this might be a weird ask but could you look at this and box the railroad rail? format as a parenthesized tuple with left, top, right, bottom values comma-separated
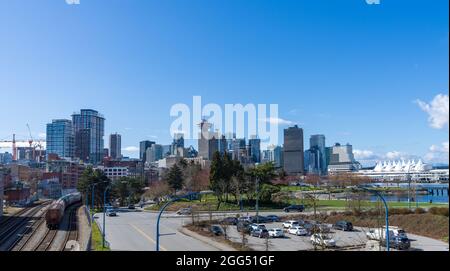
(34, 228, 58, 251)
(0, 203, 50, 250)
(10, 214, 46, 251)
(62, 205, 80, 251)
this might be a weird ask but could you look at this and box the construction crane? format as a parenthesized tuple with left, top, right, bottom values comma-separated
(26, 124, 36, 159)
(0, 133, 46, 161)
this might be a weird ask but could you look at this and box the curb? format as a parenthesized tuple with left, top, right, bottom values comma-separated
(179, 227, 237, 251)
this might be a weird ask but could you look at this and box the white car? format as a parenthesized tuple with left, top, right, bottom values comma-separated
(288, 226, 308, 236)
(366, 227, 407, 241)
(248, 224, 266, 232)
(310, 234, 336, 248)
(282, 220, 300, 229)
(268, 228, 285, 238)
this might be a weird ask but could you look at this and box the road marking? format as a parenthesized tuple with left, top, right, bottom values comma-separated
(130, 224, 168, 251)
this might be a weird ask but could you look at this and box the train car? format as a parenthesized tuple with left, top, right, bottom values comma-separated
(45, 192, 82, 229)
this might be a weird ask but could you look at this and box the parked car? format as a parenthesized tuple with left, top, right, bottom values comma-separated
(251, 228, 269, 238)
(332, 221, 353, 231)
(366, 227, 408, 241)
(268, 228, 285, 238)
(106, 208, 117, 217)
(310, 234, 336, 248)
(176, 208, 192, 215)
(288, 226, 308, 236)
(303, 221, 330, 234)
(282, 220, 300, 229)
(251, 215, 269, 223)
(266, 215, 281, 222)
(381, 236, 411, 250)
(128, 204, 135, 210)
(283, 205, 305, 213)
(221, 217, 238, 225)
(237, 221, 251, 233)
(238, 216, 253, 223)
(248, 224, 266, 232)
(210, 225, 225, 236)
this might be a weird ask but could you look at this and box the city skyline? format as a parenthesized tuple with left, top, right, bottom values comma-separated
(0, 0, 448, 165)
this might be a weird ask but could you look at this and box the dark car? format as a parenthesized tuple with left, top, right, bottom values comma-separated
(283, 205, 305, 213)
(332, 221, 353, 231)
(266, 215, 281, 222)
(210, 225, 225, 236)
(237, 221, 251, 233)
(128, 204, 136, 210)
(251, 215, 269, 223)
(251, 228, 269, 238)
(303, 221, 330, 234)
(221, 217, 238, 225)
(381, 236, 411, 250)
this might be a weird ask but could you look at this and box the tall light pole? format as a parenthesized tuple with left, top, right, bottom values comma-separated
(356, 186, 390, 252)
(156, 191, 212, 251)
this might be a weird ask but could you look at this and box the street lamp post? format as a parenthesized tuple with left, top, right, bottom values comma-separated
(357, 186, 390, 252)
(103, 185, 112, 248)
(156, 192, 211, 251)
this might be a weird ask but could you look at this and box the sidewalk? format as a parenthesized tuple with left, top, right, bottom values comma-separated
(179, 227, 237, 251)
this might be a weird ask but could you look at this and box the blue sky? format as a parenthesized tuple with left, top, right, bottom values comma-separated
(0, 0, 448, 165)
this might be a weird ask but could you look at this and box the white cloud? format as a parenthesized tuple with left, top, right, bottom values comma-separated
(38, 133, 46, 139)
(425, 141, 449, 163)
(122, 146, 139, 152)
(354, 149, 378, 160)
(259, 117, 295, 126)
(416, 94, 449, 129)
(385, 151, 403, 160)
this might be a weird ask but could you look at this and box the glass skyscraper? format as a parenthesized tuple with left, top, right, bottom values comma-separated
(72, 109, 105, 164)
(309, 134, 327, 175)
(46, 119, 75, 159)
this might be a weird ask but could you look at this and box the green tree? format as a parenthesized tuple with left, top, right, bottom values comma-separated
(167, 164, 184, 193)
(77, 167, 111, 209)
(259, 184, 281, 202)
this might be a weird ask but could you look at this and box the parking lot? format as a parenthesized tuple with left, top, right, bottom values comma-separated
(221, 219, 449, 251)
(225, 221, 369, 251)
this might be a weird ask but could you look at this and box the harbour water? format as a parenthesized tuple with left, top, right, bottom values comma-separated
(368, 183, 449, 204)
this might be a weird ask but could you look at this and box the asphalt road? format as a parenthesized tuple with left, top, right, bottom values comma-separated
(95, 209, 220, 251)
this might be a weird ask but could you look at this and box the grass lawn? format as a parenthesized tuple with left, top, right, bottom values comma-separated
(145, 193, 448, 213)
(91, 222, 111, 251)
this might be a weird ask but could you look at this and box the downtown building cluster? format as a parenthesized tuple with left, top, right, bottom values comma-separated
(1, 110, 448, 207)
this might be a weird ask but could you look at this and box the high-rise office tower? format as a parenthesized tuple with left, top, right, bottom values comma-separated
(218, 135, 228, 154)
(326, 143, 361, 174)
(198, 120, 218, 160)
(248, 136, 261, 163)
(283, 125, 304, 175)
(266, 145, 283, 168)
(140, 140, 155, 163)
(109, 133, 122, 159)
(231, 138, 246, 161)
(72, 109, 105, 164)
(308, 134, 327, 175)
(146, 144, 163, 163)
(172, 133, 185, 157)
(46, 119, 74, 159)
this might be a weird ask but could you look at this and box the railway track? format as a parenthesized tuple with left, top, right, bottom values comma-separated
(11, 217, 46, 251)
(62, 205, 80, 251)
(0, 207, 32, 228)
(0, 203, 50, 250)
(34, 228, 58, 251)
